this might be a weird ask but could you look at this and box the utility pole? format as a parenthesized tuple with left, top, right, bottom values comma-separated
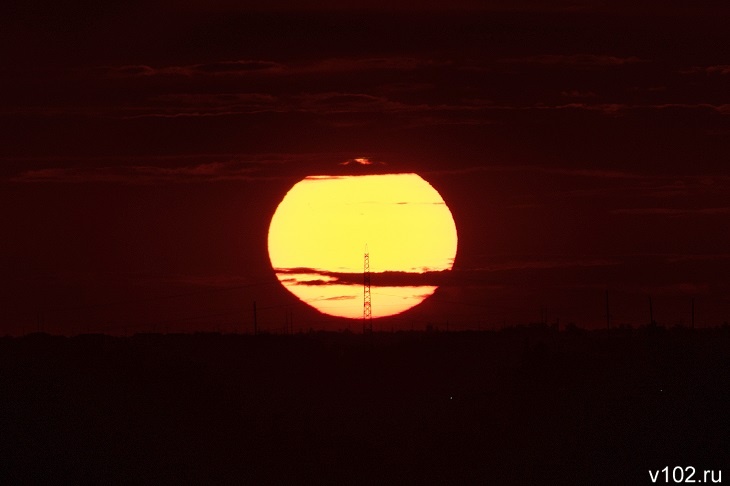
(605, 290, 610, 330)
(253, 301, 258, 335)
(691, 298, 695, 330)
(649, 296, 654, 326)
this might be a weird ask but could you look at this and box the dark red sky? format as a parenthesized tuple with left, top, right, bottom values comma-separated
(2, 1, 730, 334)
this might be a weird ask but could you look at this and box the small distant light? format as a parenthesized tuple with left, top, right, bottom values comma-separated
(450, 396, 453, 400)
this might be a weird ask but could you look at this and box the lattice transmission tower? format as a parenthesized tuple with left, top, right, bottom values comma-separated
(363, 245, 372, 333)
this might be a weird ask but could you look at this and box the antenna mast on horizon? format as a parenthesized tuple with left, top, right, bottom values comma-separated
(363, 245, 372, 333)
(649, 296, 655, 326)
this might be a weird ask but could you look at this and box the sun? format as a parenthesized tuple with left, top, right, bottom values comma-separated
(267, 173, 457, 319)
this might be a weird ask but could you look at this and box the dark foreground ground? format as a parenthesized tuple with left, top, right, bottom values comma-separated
(1, 327, 728, 485)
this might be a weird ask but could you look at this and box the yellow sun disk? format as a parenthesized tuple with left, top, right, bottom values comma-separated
(268, 173, 457, 318)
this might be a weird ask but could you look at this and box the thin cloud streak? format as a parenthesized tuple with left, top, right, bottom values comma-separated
(101, 60, 285, 78)
(10, 99, 729, 120)
(501, 54, 647, 67)
(7, 153, 333, 184)
(460, 258, 621, 272)
(488, 102, 730, 116)
(428, 164, 646, 180)
(663, 253, 730, 263)
(10, 51, 730, 124)
(147, 274, 276, 288)
(11, 164, 253, 184)
(276, 258, 620, 288)
(275, 268, 454, 287)
(610, 207, 730, 216)
(683, 64, 730, 75)
(112, 92, 490, 120)
(99, 57, 442, 79)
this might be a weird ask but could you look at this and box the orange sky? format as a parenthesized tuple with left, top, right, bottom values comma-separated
(2, 4, 730, 333)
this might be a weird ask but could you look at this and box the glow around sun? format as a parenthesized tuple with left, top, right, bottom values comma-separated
(267, 173, 458, 319)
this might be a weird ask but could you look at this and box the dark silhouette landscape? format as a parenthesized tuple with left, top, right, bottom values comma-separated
(2, 326, 727, 484)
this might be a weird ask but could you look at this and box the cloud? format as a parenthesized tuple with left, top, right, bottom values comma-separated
(275, 259, 622, 288)
(109, 65, 158, 76)
(103, 60, 285, 78)
(194, 60, 284, 74)
(650, 103, 730, 115)
(100, 57, 436, 80)
(321, 295, 357, 301)
(11, 163, 254, 184)
(540, 102, 627, 115)
(152, 92, 278, 107)
(610, 207, 730, 216)
(304, 57, 442, 73)
(0, 92, 283, 120)
(427, 166, 730, 207)
(7, 153, 330, 184)
(48, 54, 730, 123)
(144, 274, 279, 288)
(664, 253, 730, 263)
(428, 164, 645, 180)
(462, 102, 730, 117)
(536, 166, 644, 179)
(339, 157, 388, 166)
(104, 90, 464, 120)
(502, 54, 646, 68)
(275, 268, 454, 287)
(463, 258, 621, 273)
(683, 64, 730, 75)
(561, 90, 597, 98)
(704, 65, 730, 75)
(296, 92, 426, 115)
(118, 93, 281, 119)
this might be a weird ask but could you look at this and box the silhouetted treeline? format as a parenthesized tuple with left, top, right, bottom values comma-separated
(1, 327, 728, 485)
